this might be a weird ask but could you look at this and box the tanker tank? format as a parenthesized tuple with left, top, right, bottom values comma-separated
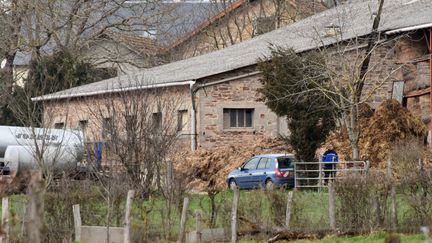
(0, 126, 84, 176)
(5, 145, 83, 177)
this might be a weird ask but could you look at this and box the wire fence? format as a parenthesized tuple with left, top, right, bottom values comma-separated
(1, 166, 432, 242)
(294, 160, 369, 189)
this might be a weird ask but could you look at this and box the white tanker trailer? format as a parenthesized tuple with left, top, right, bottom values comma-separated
(0, 126, 84, 177)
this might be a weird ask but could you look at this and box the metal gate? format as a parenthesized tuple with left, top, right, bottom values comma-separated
(293, 161, 370, 189)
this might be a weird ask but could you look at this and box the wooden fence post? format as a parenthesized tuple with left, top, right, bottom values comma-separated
(195, 210, 202, 243)
(73, 204, 82, 242)
(27, 171, 43, 243)
(1, 197, 9, 243)
(285, 191, 294, 230)
(124, 190, 135, 243)
(419, 158, 424, 172)
(420, 226, 430, 243)
(391, 186, 398, 230)
(365, 160, 370, 174)
(387, 159, 398, 230)
(328, 181, 336, 231)
(231, 188, 240, 242)
(177, 197, 190, 243)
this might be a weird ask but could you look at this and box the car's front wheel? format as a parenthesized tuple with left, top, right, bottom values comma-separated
(228, 179, 238, 190)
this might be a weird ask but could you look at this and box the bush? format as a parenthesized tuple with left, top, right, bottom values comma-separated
(43, 179, 103, 242)
(334, 172, 391, 232)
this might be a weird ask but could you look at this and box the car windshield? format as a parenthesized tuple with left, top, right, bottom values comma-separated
(243, 157, 260, 170)
(277, 157, 293, 169)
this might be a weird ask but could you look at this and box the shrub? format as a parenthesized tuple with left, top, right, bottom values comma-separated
(334, 172, 391, 232)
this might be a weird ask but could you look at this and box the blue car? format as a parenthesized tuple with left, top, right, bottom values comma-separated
(226, 154, 295, 190)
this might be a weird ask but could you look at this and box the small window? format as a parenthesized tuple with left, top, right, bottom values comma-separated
(102, 117, 112, 139)
(125, 115, 137, 138)
(125, 115, 137, 128)
(177, 110, 188, 132)
(223, 108, 254, 129)
(257, 158, 269, 169)
(243, 157, 260, 170)
(79, 120, 88, 131)
(54, 122, 65, 129)
(152, 112, 162, 131)
(277, 157, 293, 169)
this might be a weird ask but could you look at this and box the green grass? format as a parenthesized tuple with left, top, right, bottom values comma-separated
(235, 232, 424, 242)
(1, 189, 427, 241)
(294, 232, 424, 242)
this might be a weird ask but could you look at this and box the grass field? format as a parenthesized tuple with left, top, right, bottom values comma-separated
(236, 232, 424, 242)
(2, 188, 427, 241)
(294, 232, 424, 243)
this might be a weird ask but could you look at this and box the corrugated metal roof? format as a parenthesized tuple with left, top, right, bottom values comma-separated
(35, 0, 432, 101)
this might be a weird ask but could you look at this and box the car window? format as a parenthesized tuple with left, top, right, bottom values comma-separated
(243, 157, 260, 170)
(257, 158, 268, 169)
(265, 159, 271, 169)
(277, 157, 293, 169)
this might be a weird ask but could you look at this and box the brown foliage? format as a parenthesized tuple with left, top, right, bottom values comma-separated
(363, 100, 427, 166)
(325, 100, 427, 167)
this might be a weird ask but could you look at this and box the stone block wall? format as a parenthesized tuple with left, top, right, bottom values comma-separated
(42, 32, 431, 154)
(195, 72, 288, 149)
(167, 0, 327, 62)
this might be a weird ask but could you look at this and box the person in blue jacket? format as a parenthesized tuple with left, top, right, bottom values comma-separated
(322, 144, 338, 184)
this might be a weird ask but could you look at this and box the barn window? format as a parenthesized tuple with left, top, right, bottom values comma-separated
(177, 110, 188, 132)
(223, 108, 254, 129)
(79, 120, 88, 132)
(102, 117, 112, 140)
(54, 122, 65, 129)
(152, 112, 162, 132)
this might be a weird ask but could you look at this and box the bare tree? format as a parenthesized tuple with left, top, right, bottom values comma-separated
(82, 78, 186, 197)
(170, 0, 326, 60)
(0, 0, 173, 106)
(311, 0, 390, 160)
(73, 78, 189, 240)
(263, 0, 397, 160)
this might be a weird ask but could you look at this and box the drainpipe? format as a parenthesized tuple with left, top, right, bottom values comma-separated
(188, 71, 261, 151)
(189, 81, 197, 151)
(429, 28, 432, 146)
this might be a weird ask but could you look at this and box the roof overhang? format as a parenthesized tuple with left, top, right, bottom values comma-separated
(32, 80, 195, 102)
(385, 22, 432, 35)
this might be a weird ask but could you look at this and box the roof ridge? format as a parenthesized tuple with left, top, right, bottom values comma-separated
(34, 0, 432, 101)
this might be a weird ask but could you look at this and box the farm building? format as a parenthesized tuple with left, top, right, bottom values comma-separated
(164, 0, 327, 61)
(34, 0, 432, 157)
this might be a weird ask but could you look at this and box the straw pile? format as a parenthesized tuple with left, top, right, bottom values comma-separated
(174, 138, 290, 191)
(324, 100, 427, 168)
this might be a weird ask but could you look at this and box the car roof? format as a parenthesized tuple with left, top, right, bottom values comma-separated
(254, 153, 295, 158)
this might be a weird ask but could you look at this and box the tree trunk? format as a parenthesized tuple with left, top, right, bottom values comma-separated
(348, 103, 360, 161)
(346, 0, 385, 161)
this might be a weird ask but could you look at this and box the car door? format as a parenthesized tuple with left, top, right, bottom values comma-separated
(237, 157, 260, 189)
(277, 156, 295, 186)
(255, 157, 270, 188)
